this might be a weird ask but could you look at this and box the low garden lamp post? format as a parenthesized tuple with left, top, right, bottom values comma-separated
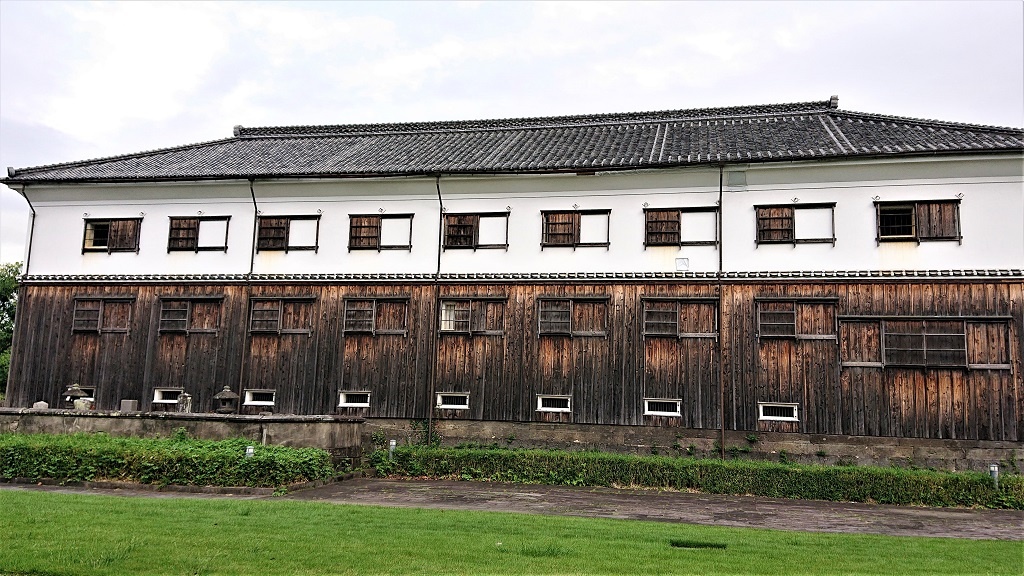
(62, 383, 88, 410)
(213, 386, 240, 414)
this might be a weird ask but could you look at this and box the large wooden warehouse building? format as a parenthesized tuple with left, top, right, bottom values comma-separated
(3, 97, 1023, 462)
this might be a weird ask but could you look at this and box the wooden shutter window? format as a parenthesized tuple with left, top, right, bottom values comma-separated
(755, 206, 794, 243)
(444, 215, 477, 248)
(159, 300, 190, 332)
(916, 201, 960, 240)
(758, 301, 797, 337)
(249, 300, 282, 332)
(643, 300, 679, 336)
(644, 209, 681, 246)
(343, 299, 375, 333)
(108, 219, 141, 252)
(73, 299, 102, 332)
(348, 216, 381, 250)
(542, 212, 578, 246)
(538, 299, 571, 334)
(257, 217, 289, 251)
(882, 320, 967, 367)
(167, 218, 199, 251)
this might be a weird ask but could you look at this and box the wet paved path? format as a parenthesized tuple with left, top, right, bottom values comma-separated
(4, 478, 1022, 540)
(285, 478, 1024, 540)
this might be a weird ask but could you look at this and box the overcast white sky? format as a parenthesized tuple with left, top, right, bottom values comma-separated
(1, 0, 1022, 265)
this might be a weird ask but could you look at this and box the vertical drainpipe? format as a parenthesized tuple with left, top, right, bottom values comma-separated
(14, 184, 35, 276)
(718, 165, 726, 460)
(235, 178, 259, 411)
(426, 174, 444, 442)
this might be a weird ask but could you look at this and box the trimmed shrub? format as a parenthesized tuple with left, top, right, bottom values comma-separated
(371, 446, 1024, 509)
(0, 431, 335, 488)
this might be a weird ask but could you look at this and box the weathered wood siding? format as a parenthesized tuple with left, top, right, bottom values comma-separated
(6, 279, 1022, 441)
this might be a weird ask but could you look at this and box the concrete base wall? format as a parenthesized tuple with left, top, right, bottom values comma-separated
(0, 408, 365, 459)
(366, 418, 1024, 473)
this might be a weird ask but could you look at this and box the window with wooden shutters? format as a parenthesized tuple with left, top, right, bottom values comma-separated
(757, 301, 796, 337)
(756, 206, 794, 243)
(82, 218, 142, 253)
(439, 299, 504, 335)
(644, 207, 718, 247)
(348, 214, 413, 251)
(882, 320, 967, 367)
(755, 203, 835, 245)
(840, 316, 1010, 371)
(343, 298, 409, 336)
(443, 213, 509, 250)
(644, 209, 681, 246)
(72, 298, 134, 333)
(159, 298, 222, 334)
(256, 216, 320, 252)
(642, 299, 718, 339)
(757, 299, 837, 340)
(876, 200, 960, 243)
(541, 210, 610, 248)
(168, 216, 230, 252)
(538, 298, 607, 337)
(248, 298, 313, 334)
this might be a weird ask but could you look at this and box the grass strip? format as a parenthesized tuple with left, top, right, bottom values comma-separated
(372, 446, 1024, 509)
(0, 431, 334, 488)
(0, 489, 1020, 575)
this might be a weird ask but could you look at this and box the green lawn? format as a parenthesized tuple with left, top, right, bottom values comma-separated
(0, 489, 1019, 576)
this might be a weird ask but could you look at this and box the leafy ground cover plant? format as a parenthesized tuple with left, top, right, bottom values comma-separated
(0, 430, 334, 487)
(371, 446, 1024, 509)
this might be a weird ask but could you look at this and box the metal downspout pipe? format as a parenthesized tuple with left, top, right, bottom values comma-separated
(426, 175, 444, 443)
(718, 165, 726, 460)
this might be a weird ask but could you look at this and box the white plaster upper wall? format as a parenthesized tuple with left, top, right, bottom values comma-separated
(23, 182, 255, 276)
(722, 156, 1024, 271)
(438, 169, 721, 274)
(251, 178, 439, 275)
(19, 154, 1024, 276)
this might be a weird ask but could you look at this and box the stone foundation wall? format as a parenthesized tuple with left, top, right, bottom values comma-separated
(0, 408, 365, 460)
(2, 409, 1019, 473)
(366, 418, 1024, 473)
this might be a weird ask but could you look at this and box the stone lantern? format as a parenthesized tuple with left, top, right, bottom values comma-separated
(213, 386, 239, 414)
(62, 384, 89, 410)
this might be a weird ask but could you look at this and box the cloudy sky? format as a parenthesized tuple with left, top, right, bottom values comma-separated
(1, 0, 1022, 265)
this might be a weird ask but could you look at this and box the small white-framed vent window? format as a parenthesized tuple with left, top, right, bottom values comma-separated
(758, 402, 799, 422)
(152, 388, 184, 404)
(644, 398, 682, 416)
(339, 391, 371, 408)
(536, 395, 571, 413)
(244, 389, 276, 406)
(436, 393, 470, 409)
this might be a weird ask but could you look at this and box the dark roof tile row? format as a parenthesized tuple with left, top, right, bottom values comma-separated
(5, 98, 1021, 184)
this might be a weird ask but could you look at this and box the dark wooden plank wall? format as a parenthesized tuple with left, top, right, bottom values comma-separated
(5, 279, 1022, 441)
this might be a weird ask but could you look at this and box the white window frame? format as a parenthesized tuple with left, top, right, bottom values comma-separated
(152, 388, 184, 404)
(536, 395, 572, 413)
(643, 398, 682, 416)
(338, 391, 371, 408)
(757, 402, 799, 422)
(436, 393, 470, 409)
(244, 389, 276, 406)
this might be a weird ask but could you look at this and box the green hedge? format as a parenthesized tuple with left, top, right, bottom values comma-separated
(372, 447, 1024, 509)
(0, 431, 335, 488)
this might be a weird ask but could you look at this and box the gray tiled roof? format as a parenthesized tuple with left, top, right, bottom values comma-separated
(5, 98, 1022, 184)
